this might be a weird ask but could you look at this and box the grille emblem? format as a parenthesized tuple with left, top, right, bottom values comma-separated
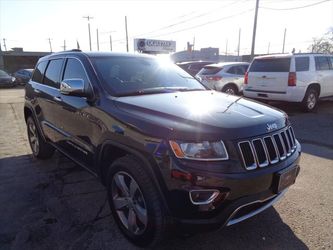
(267, 123, 278, 132)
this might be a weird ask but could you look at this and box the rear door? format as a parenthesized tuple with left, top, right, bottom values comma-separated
(315, 56, 332, 97)
(247, 57, 291, 93)
(31, 59, 64, 142)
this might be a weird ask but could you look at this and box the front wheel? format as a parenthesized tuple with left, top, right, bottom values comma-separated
(107, 156, 169, 247)
(301, 88, 319, 112)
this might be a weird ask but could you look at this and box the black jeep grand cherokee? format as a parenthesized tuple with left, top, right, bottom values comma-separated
(25, 51, 301, 247)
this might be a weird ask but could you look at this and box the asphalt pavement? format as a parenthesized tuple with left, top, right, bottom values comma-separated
(0, 88, 332, 250)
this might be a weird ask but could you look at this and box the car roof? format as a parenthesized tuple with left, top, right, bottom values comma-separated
(177, 61, 215, 65)
(204, 62, 249, 68)
(38, 51, 158, 63)
(254, 53, 330, 60)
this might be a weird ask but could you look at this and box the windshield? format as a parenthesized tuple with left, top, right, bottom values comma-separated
(0, 70, 10, 77)
(91, 56, 206, 96)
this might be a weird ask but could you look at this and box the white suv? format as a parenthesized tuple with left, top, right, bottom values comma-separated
(196, 62, 249, 95)
(243, 53, 333, 111)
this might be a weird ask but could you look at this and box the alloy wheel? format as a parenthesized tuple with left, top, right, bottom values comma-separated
(225, 88, 235, 95)
(28, 121, 39, 154)
(111, 171, 148, 235)
(307, 93, 316, 110)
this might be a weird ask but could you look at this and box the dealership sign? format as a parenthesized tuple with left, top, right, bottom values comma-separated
(134, 39, 176, 53)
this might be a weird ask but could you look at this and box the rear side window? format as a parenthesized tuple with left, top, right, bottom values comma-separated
(63, 58, 89, 84)
(200, 66, 222, 75)
(43, 59, 64, 88)
(315, 57, 330, 71)
(250, 58, 291, 72)
(295, 57, 309, 72)
(32, 61, 48, 83)
(329, 57, 333, 70)
(228, 65, 247, 75)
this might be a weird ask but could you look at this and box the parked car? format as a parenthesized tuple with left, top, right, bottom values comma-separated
(25, 50, 301, 247)
(13, 69, 33, 85)
(196, 62, 249, 95)
(243, 53, 333, 112)
(177, 61, 215, 76)
(0, 69, 16, 87)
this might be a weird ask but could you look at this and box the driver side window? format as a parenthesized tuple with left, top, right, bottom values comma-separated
(63, 58, 89, 85)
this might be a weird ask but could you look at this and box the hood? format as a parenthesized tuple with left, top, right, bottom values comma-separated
(114, 90, 288, 140)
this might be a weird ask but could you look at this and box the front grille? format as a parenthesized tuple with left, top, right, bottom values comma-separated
(238, 126, 297, 170)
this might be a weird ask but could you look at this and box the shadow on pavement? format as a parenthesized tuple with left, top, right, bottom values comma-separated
(160, 207, 308, 250)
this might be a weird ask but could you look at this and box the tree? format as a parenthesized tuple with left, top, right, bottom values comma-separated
(309, 28, 333, 53)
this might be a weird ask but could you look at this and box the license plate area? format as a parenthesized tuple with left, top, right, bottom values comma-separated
(272, 166, 299, 194)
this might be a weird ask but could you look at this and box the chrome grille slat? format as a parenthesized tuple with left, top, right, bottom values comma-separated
(238, 126, 297, 170)
(263, 136, 279, 164)
(238, 141, 257, 170)
(281, 131, 291, 156)
(252, 139, 269, 167)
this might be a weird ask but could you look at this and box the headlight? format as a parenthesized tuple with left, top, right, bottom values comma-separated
(169, 140, 228, 161)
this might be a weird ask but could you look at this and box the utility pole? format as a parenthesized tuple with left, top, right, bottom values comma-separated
(282, 28, 287, 53)
(61, 40, 66, 51)
(251, 0, 260, 59)
(96, 28, 100, 51)
(125, 16, 129, 52)
(83, 16, 93, 51)
(3, 38, 7, 51)
(109, 35, 113, 51)
(193, 36, 195, 51)
(267, 42, 270, 54)
(48, 38, 52, 52)
(237, 28, 241, 57)
(225, 39, 228, 56)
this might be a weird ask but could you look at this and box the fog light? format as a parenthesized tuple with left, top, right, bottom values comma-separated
(189, 190, 220, 205)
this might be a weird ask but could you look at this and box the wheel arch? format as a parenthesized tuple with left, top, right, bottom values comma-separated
(306, 83, 321, 96)
(97, 140, 171, 213)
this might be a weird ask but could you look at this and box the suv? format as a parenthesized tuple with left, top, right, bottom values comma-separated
(24, 51, 301, 247)
(243, 53, 333, 111)
(196, 62, 249, 95)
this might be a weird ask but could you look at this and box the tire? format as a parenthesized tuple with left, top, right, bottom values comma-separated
(222, 84, 238, 95)
(106, 155, 169, 247)
(301, 88, 319, 112)
(26, 116, 55, 159)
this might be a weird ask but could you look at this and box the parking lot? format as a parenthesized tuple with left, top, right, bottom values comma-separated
(0, 87, 332, 250)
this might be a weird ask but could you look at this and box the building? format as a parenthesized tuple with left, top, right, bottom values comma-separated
(0, 48, 50, 73)
(171, 47, 241, 63)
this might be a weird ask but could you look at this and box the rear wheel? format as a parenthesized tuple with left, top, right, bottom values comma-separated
(27, 116, 55, 159)
(107, 155, 169, 247)
(222, 84, 238, 95)
(302, 88, 319, 112)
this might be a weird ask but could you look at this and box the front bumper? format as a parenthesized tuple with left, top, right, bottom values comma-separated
(156, 141, 301, 231)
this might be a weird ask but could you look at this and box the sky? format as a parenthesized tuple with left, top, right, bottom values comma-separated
(0, 0, 332, 55)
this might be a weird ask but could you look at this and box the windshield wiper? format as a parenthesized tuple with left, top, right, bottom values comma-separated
(117, 87, 205, 97)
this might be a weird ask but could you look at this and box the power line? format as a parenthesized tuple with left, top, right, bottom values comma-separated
(260, 0, 331, 10)
(128, 0, 247, 39)
(112, 8, 253, 43)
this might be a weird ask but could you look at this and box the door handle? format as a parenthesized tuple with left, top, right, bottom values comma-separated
(53, 96, 62, 102)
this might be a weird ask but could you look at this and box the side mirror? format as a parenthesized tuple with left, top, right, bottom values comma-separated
(60, 79, 87, 97)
